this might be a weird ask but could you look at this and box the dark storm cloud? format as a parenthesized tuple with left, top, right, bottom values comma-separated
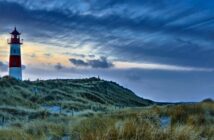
(69, 57, 114, 68)
(0, 0, 211, 60)
(0, 0, 213, 68)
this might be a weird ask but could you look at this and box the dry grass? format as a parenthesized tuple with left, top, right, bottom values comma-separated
(71, 102, 214, 140)
(0, 102, 213, 140)
(0, 129, 32, 140)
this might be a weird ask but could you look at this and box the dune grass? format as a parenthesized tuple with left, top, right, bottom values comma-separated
(0, 77, 152, 113)
(0, 102, 213, 140)
(71, 101, 214, 140)
(1, 77, 213, 139)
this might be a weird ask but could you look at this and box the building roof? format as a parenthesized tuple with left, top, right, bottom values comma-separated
(10, 27, 21, 35)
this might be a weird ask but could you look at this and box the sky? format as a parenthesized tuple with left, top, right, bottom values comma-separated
(0, 0, 214, 102)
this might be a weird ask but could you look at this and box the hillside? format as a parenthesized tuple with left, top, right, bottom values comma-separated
(0, 76, 152, 112)
(0, 76, 213, 140)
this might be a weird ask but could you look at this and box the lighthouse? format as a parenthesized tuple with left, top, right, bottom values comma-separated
(8, 27, 23, 80)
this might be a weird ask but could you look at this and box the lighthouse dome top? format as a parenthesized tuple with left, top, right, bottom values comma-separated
(10, 27, 21, 35)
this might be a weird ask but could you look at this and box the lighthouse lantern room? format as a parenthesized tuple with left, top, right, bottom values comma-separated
(8, 27, 23, 80)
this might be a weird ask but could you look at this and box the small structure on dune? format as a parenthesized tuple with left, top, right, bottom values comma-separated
(8, 27, 23, 80)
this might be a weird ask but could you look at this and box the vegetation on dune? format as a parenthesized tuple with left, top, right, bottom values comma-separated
(0, 102, 212, 140)
(0, 76, 152, 110)
(0, 76, 153, 124)
(72, 102, 214, 140)
(0, 76, 213, 139)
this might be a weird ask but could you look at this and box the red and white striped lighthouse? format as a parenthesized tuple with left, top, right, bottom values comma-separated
(8, 27, 23, 80)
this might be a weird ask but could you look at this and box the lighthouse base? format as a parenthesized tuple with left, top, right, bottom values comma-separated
(9, 67, 22, 80)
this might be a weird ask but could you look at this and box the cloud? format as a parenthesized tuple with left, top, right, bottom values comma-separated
(1, 0, 214, 70)
(0, 61, 8, 72)
(1, 1, 214, 71)
(0, 0, 213, 69)
(54, 63, 64, 70)
(62, 53, 86, 58)
(115, 61, 214, 72)
(88, 57, 114, 68)
(30, 53, 36, 58)
(69, 59, 88, 67)
(69, 57, 114, 68)
(23, 63, 214, 102)
(0, 62, 25, 71)
(22, 65, 26, 70)
(44, 53, 52, 57)
(1, 0, 214, 101)
(0, 0, 214, 66)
